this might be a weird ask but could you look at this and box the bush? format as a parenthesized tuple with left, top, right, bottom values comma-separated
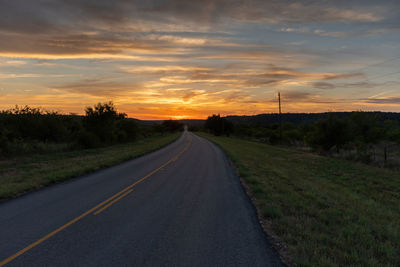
(84, 102, 126, 144)
(0, 132, 10, 154)
(307, 114, 350, 152)
(205, 114, 233, 136)
(76, 130, 100, 149)
(162, 120, 183, 132)
(117, 119, 138, 142)
(0, 102, 168, 156)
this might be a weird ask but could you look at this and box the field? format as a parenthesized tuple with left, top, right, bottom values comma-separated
(0, 133, 180, 201)
(197, 133, 400, 267)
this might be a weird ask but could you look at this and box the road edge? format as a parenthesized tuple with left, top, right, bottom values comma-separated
(194, 132, 294, 267)
(0, 132, 183, 204)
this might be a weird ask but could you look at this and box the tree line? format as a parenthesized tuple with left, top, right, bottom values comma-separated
(0, 102, 183, 156)
(203, 112, 400, 166)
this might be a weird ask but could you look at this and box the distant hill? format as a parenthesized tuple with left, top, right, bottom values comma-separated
(178, 119, 205, 126)
(136, 112, 400, 127)
(226, 112, 400, 126)
(135, 119, 163, 125)
(135, 119, 204, 126)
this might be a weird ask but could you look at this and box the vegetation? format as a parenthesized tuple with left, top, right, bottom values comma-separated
(0, 133, 180, 200)
(204, 114, 233, 136)
(197, 133, 400, 267)
(154, 119, 184, 134)
(0, 102, 183, 156)
(200, 112, 400, 167)
(0, 102, 183, 200)
(225, 112, 400, 126)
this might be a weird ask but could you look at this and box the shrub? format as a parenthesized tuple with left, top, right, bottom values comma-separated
(76, 130, 100, 149)
(205, 114, 233, 136)
(84, 102, 126, 144)
(162, 120, 183, 132)
(307, 114, 350, 152)
(117, 119, 138, 142)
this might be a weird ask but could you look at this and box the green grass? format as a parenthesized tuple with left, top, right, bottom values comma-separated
(0, 133, 180, 200)
(197, 132, 400, 267)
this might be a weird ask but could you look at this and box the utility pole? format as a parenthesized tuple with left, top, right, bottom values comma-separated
(278, 92, 282, 143)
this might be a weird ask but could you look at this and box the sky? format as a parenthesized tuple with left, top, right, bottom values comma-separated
(0, 0, 399, 119)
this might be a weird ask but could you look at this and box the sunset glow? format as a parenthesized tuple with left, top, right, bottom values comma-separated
(0, 0, 399, 119)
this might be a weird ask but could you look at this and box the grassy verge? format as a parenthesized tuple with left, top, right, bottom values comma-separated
(197, 132, 400, 267)
(0, 133, 180, 201)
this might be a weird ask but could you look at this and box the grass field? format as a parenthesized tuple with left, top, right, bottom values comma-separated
(197, 133, 400, 267)
(0, 133, 180, 201)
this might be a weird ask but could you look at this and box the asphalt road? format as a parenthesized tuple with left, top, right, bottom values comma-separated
(0, 131, 283, 266)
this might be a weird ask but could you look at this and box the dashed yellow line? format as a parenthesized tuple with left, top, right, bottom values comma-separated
(0, 135, 192, 266)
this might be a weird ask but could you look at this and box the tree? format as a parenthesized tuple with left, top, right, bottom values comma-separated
(84, 102, 126, 144)
(162, 120, 183, 132)
(384, 120, 400, 144)
(204, 114, 233, 136)
(349, 112, 382, 145)
(117, 119, 138, 142)
(307, 114, 350, 152)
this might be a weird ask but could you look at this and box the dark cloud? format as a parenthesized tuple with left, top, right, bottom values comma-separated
(0, 0, 395, 58)
(282, 91, 312, 100)
(362, 97, 400, 104)
(278, 91, 340, 104)
(145, 0, 386, 24)
(313, 82, 336, 89)
(314, 81, 384, 90)
(322, 73, 364, 80)
(181, 90, 205, 101)
(54, 78, 142, 97)
(1, 0, 391, 32)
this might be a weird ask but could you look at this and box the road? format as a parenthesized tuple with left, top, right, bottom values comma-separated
(0, 131, 283, 266)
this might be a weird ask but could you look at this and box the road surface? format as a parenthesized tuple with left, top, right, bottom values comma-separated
(0, 131, 283, 266)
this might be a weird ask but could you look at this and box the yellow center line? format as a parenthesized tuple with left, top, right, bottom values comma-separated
(0, 135, 192, 267)
(93, 189, 134, 215)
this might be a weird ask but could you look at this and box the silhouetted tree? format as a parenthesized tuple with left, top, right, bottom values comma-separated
(83, 102, 126, 144)
(307, 114, 350, 152)
(162, 120, 183, 132)
(349, 112, 382, 147)
(384, 120, 400, 144)
(205, 114, 233, 136)
(117, 119, 138, 142)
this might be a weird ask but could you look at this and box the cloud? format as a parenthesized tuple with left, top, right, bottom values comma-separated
(54, 78, 143, 97)
(0, 73, 42, 79)
(362, 96, 400, 104)
(121, 63, 367, 91)
(321, 73, 364, 80)
(121, 65, 212, 75)
(314, 80, 391, 90)
(278, 27, 351, 38)
(0, 0, 393, 59)
(313, 82, 336, 90)
(146, 0, 383, 24)
(146, 34, 207, 46)
(0, 59, 28, 67)
(281, 91, 313, 101)
(0, 31, 189, 59)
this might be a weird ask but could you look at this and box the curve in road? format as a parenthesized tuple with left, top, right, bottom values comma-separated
(0, 131, 283, 266)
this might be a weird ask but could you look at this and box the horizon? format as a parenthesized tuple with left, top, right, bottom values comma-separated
(4, 103, 400, 121)
(1, 0, 399, 120)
